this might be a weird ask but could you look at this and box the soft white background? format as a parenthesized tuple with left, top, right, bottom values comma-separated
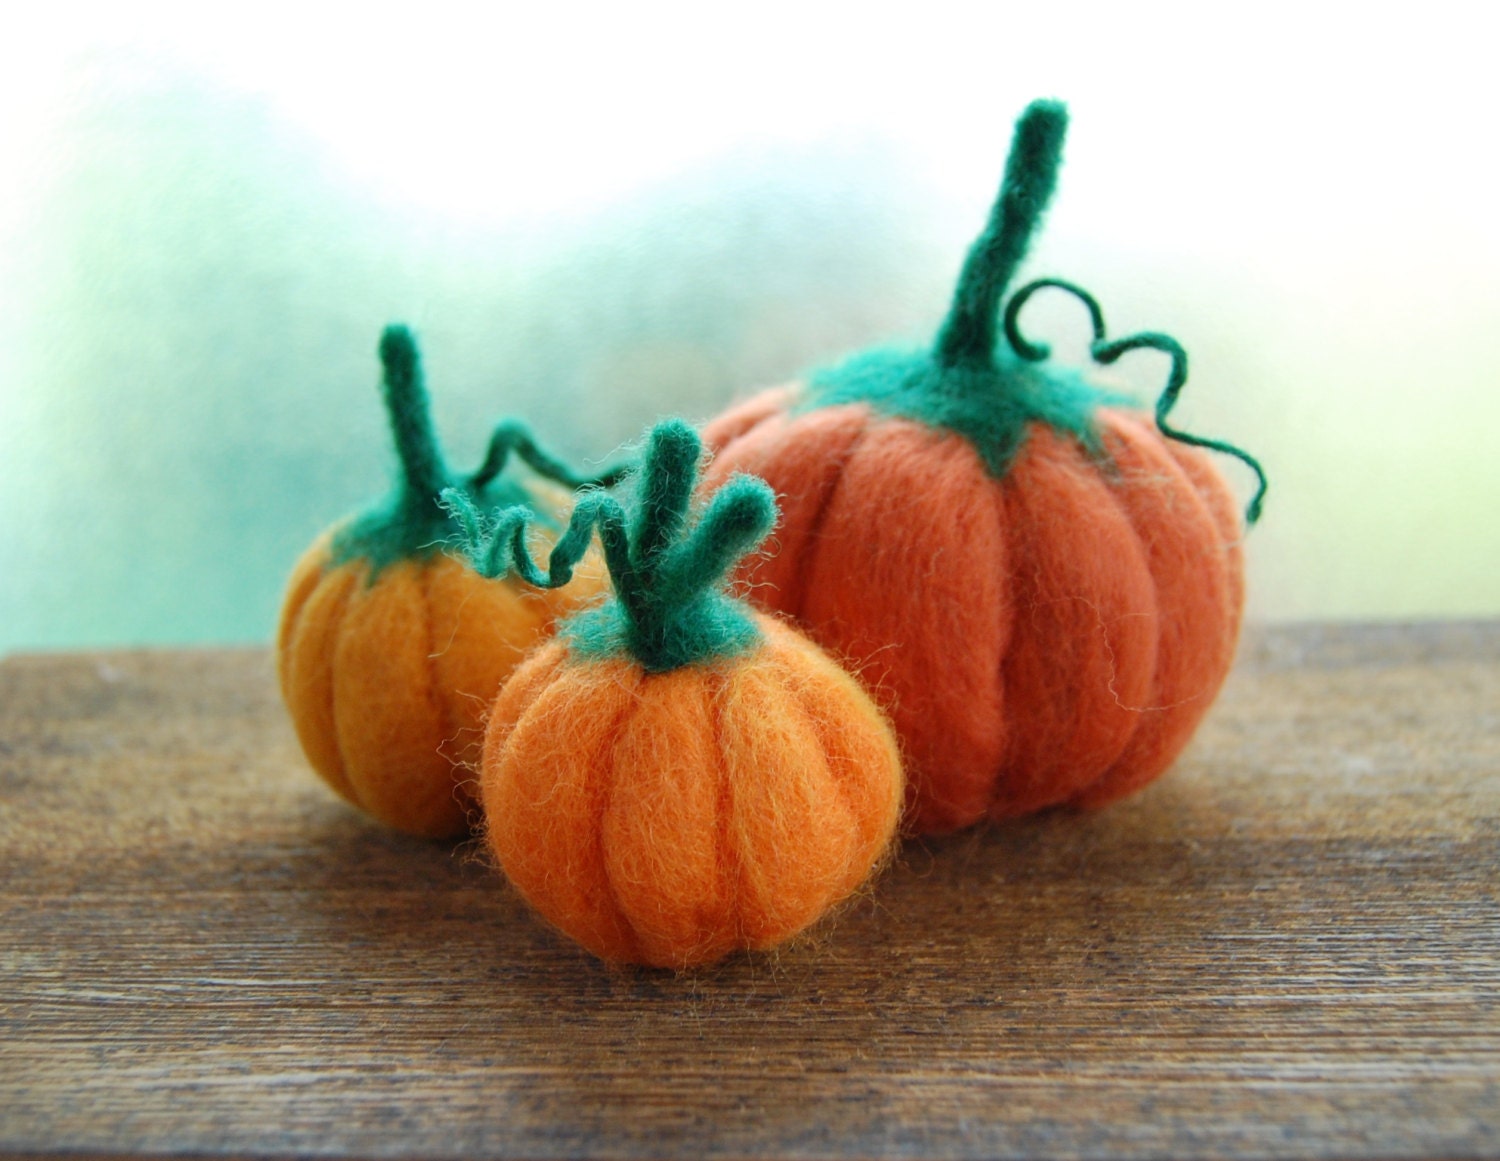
(2, 1, 1496, 651)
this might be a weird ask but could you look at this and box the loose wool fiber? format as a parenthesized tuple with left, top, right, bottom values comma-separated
(481, 615, 904, 969)
(701, 399, 1243, 834)
(278, 535, 606, 838)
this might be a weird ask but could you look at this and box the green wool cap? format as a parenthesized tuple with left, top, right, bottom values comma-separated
(330, 325, 633, 577)
(446, 419, 779, 673)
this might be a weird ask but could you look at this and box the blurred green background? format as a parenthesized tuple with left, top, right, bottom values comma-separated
(3, 4, 1497, 655)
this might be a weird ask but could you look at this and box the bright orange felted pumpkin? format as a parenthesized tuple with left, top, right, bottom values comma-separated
(699, 100, 1267, 835)
(448, 420, 903, 968)
(277, 325, 623, 838)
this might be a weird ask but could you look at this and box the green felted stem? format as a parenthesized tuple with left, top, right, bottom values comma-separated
(630, 422, 700, 582)
(799, 99, 1123, 477)
(331, 324, 627, 576)
(379, 325, 450, 504)
(935, 99, 1069, 371)
(445, 420, 778, 673)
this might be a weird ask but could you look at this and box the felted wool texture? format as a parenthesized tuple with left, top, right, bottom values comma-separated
(699, 395, 1245, 834)
(800, 342, 1125, 479)
(700, 384, 799, 450)
(451, 421, 777, 675)
(331, 326, 546, 576)
(276, 321, 627, 839)
(694, 98, 1259, 833)
(557, 466, 770, 671)
(705, 402, 872, 616)
(1067, 410, 1241, 810)
(277, 535, 607, 838)
(480, 615, 903, 970)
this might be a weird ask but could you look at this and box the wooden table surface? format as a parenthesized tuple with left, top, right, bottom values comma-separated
(2, 622, 1497, 1160)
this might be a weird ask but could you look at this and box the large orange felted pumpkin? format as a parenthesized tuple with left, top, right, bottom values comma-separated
(446, 420, 904, 968)
(277, 325, 624, 838)
(699, 99, 1267, 835)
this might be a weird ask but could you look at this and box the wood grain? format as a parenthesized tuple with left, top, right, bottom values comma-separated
(2, 623, 1497, 1159)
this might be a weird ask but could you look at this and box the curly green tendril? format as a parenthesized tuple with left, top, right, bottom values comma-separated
(443, 420, 778, 673)
(330, 325, 635, 575)
(1003, 279, 1268, 525)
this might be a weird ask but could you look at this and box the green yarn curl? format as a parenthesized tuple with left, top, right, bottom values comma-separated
(800, 98, 1267, 524)
(330, 325, 634, 577)
(1004, 279, 1268, 524)
(444, 419, 778, 673)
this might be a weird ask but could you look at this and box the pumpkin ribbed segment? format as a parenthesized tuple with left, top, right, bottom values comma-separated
(330, 559, 449, 832)
(991, 422, 1160, 818)
(603, 666, 733, 966)
(278, 543, 360, 805)
(484, 650, 648, 961)
(723, 403, 872, 616)
(795, 417, 1012, 834)
(1072, 411, 1241, 809)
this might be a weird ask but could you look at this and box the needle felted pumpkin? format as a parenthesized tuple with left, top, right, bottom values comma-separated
(276, 325, 625, 838)
(699, 99, 1268, 835)
(446, 419, 904, 969)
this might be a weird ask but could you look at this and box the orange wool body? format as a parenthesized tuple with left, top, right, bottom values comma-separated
(278, 535, 606, 838)
(701, 396, 1244, 835)
(481, 615, 904, 969)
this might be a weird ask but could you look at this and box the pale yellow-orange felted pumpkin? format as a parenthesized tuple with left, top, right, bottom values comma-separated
(277, 325, 622, 837)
